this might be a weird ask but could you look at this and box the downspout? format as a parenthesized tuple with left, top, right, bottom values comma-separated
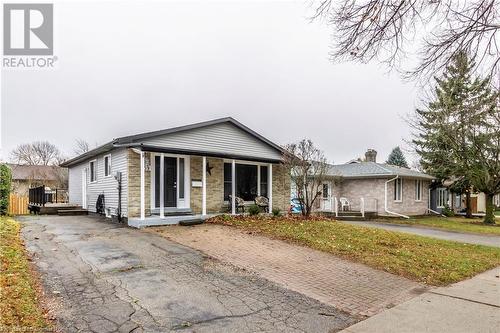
(385, 175, 410, 219)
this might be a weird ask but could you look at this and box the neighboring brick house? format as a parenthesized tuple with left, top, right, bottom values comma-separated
(60, 117, 290, 227)
(315, 150, 435, 217)
(7, 164, 68, 196)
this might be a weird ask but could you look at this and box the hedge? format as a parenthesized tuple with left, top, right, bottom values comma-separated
(0, 164, 12, 215)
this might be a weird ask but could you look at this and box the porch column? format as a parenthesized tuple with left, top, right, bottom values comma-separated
(257, 165, 261, 196)
(140, 151, 145, 220)
(231, 159, 236, 215)
(202, 156, 207, 216)
(159, 153, 164, 218)
(268, 163, 273, 212)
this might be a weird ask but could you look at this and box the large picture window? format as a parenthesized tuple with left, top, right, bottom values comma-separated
(260, 165, 268, 197)
(394, 178, 402, 201)
(224, 163, 259, 201)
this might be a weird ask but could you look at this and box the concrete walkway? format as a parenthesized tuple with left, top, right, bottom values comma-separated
(343, 221, 500, 247)
(151, 224, 427, 317)
(341, 267, 500, 333)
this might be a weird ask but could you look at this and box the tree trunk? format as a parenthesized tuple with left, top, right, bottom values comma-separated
(465, 191, 472, 218)
(483, 193, 495, 225)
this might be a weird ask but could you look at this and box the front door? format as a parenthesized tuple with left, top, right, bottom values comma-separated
(155, 156, 177, 208)
(322, 183, 332, 211)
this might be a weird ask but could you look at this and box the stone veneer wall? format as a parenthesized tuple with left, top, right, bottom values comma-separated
(127, 149, 151, 218)
(272, 164, 291, 213)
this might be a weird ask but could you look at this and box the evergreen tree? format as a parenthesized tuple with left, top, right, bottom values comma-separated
(413, 51, 499, 224)
(386, 147, 409, 168)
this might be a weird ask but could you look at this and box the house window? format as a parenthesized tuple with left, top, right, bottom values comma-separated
(260, 165, 268, 197)
(437, 188, 447, 208)
(178, 158, 185, 199)
(455, 194, 461, 208)
(89, 160, 97, 182)
(223, 163, 258, 201)
(104, 155, 111, 177)
(394, 178, 402, 201)
(322, 183, 329, 199)
(415, 180, 422, 201)
(224, 163, 232, 201)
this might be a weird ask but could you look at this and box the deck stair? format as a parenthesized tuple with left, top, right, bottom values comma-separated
(57, 209, 89, 216)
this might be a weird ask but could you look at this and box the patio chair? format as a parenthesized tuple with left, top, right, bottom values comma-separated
(229, 195, 245, 213)
(254, 196, 269, 213)
(339, 197, 350, 211)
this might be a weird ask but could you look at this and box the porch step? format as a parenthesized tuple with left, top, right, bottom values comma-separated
(58, 209, 88, 216)
(338, 211, 363, 217)
(179, 219, 204, 226)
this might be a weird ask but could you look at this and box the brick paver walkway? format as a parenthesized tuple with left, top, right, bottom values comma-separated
(151, 224, 428, 317)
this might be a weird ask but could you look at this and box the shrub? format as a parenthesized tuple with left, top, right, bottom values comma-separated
(0, 164, 12, 215)
(272, 208, 281, 217)
(442, 205, 455, 217)
(248, 204, 260, 216)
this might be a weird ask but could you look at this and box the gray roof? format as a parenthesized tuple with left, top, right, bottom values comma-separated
(326, 162, 434, 180)
(60, 117, 285, 167)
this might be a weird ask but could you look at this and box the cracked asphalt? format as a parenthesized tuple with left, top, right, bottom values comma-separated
(20, 215, 358, 333)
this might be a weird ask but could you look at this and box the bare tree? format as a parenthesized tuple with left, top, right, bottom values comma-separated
(312, 1, 500, 84)
(10, 141, 61, 166)
(282, 139, 331, 216)
(74, 138, 90, 156)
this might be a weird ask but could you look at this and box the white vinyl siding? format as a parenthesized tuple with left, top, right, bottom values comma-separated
(67, 148, 129, 217)
(142, 122, 282, 161)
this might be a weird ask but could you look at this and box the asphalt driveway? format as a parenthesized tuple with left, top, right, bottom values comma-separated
(20, 215, 357, 333)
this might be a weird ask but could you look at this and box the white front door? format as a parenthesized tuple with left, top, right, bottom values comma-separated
(322, 183, 332, 211)
(82, 168, 87, 208)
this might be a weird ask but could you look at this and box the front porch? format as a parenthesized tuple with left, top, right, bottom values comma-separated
(127, 148, 290, 227)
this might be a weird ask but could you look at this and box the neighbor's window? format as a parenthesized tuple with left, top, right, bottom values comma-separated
(260, 165, 268, 197)
(415, 180, 422, 201)
(89, 160, 97, 182)
(394, 178, 402, 201)
(437, 188, 447, 208)
(104, 155, 111, 177)
(322, 183, 329, 199)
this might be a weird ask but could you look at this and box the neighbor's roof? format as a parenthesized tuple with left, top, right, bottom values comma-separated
(326, 162, 435, 180)
(6, 164, 66, 181)
(60, 117, 285, 167)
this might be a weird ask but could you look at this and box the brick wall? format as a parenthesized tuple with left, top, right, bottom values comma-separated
(190, 156, 225, 214)
(332, 177, 430, 216)
(272, 164, 291, 213)
(127, 149, 151, 218)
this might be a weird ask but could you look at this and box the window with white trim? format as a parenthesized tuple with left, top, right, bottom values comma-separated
(89, 160, 97, 182)
(322, 183, 329, 199)
(415, 180, 422, 201)
(437, 188, 447, 208)
(104, 155, 111, 177)
(394, 178, 403, 201)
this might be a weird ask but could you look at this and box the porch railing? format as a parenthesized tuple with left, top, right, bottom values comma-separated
(29, 186, 68, 206)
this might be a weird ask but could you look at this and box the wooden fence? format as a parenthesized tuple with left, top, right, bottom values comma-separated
(8, 194, 29, 215)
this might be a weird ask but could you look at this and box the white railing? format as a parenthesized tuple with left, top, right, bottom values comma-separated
(334, 197, 339, 217)
(360, 197, 365, 218)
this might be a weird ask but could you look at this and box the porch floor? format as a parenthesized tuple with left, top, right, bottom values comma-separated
(128, 214, 216, 228)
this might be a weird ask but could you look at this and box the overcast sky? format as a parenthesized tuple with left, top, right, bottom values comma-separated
(1, 0, 419, 165)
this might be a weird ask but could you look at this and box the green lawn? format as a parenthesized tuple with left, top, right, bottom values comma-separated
(376, 216, 500, 235)
(0, 217, 52, 331)
(207, 215, 500, 286)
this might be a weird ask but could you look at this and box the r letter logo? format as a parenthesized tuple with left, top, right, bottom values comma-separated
(3, 4, 53, 55)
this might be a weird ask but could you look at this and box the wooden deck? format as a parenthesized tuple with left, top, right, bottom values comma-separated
(28, 203, 84, 215)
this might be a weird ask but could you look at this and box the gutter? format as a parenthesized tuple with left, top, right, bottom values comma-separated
(384, 175, 410, 219)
